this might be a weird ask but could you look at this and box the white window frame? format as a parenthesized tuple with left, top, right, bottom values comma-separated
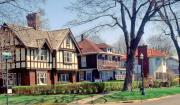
(81, 56, 87, 67)
(64, 51, 72, 63)
(37, 72, 47, 85)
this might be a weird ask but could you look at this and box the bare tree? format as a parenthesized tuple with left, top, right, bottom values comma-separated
(67, 0, 178, 91)
(158, 1, 180, 86)
(0, 0, 48, 28)
(147, 34, 174, 54)
(114, 35, 145, 54)
(75, 34, 105, 44)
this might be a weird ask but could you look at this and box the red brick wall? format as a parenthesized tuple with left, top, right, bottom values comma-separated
(29, 70, 36, 85)
(138, 45, 149, 78)
(47, 70, 51, 85)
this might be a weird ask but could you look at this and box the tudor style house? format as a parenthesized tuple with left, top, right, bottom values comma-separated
(120, 45, 167, 81)
(0, 13, 80, 87)
(78, 37, 123, 82)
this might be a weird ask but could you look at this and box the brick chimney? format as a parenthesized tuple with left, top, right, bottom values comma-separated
(26, 13, 40, 30)
(137, 45, 149, 78)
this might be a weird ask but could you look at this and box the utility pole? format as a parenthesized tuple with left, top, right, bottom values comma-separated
(6, 58, 8, 105)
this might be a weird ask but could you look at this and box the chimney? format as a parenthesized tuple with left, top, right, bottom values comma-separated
(26, 13, 40, 30)
(138, 45, 148, 58)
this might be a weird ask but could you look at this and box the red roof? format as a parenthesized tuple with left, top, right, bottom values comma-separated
(147, 48, 166, 57)
(78, 39, 103, 54)
(121, 48, 166, 60)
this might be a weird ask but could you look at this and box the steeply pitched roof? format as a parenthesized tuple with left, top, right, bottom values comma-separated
(78, 39, 103, 54)
(3, 24, 70, 50)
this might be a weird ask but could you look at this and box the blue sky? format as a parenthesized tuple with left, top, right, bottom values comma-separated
(41, 0, 162, 45)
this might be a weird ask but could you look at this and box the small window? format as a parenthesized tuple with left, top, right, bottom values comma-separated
(64, 51, 72, 63)
(155, 58, 161, 66)
(60, 74, 69, 82)
(108, 56, 112, 61)
(81, 56, 86, 67)
(37, 72, 47, 85)
(36, 49, 47, 60)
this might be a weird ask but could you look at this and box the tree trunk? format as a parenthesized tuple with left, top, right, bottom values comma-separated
(123, 50, 135, 91)
(177, 51, 180, 86)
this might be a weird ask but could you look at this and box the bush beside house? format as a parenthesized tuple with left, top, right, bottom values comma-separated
(12, 80, 179, 95)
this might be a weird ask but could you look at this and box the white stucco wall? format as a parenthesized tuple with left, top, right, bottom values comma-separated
(149, 57, 167, 78)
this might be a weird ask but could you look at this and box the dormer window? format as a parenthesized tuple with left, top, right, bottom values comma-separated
(36, 49, 47, 60)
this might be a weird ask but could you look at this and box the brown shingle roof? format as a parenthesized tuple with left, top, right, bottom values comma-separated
(5, 24, 70, 50)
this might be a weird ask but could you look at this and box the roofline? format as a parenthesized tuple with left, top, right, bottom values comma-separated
(2, 23, 27, 48)
(79, 52, 123, 56)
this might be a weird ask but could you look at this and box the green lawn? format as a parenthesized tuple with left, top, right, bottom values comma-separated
(90, 87, 180, 104)
(0, 94, 91, 105)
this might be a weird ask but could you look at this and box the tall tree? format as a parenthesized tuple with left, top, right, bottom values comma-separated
(147, 34, 174, 54)
(67, 0, 177, 91)
(158, 1, 180, 85)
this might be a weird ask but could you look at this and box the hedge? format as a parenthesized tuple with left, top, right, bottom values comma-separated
(12, 82, 123, 95)
(12, 80, 179, 95)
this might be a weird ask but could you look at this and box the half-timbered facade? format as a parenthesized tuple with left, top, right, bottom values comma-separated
(0, 13, 80, 87)
(78, 37, 123, 82)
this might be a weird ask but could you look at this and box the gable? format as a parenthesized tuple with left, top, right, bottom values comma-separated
(0, 26, 23, 48)
(59, 33, 76, 50)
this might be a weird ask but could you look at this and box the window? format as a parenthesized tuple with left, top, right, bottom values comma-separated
(60, 74, 69, 82)
(64, 51, 72, 63)
(37, 49, 47, 60)
(41, 49, 47, 60)
(86, 71, 92, 81)
(108, 55, 112, 61)
(155, 58, 161, 66)
(79, 72, 84, 81)
(37, 72, 47, 85)
(81, 56, 86, 67)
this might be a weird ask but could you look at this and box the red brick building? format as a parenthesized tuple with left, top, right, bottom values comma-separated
(0, 13, 80, 87)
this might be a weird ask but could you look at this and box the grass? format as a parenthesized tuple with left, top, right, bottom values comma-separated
(91, 86, 180, 104)
(0, 94, 91, 105)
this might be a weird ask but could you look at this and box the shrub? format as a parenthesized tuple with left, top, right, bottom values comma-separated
(170, 78, 179, 86)
(153, 80, 160, 88)
(12, 81, 123, 95)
